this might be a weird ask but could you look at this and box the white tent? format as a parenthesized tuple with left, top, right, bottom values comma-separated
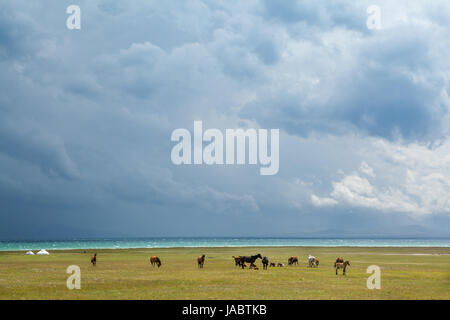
(36, 249, 49, 255)
(25, 251, 35, 255)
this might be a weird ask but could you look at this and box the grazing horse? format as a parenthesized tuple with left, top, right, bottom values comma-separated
(262, 256, 269, 270)
(269, 262, 276, 267)
(150, 256, 162, 268)
(197, 254, 205, 268)
(249, 263, 258, 269)
(308, 254, 319, 267)
(277, 263, 284, 267)
(91, 253, 97, 266)
(232, 256, 241, 267)
(238, 254, 262, 269)
(335, 261, 350, 275)
(334, 257, 344, 267)
(288, 256, 298, 265)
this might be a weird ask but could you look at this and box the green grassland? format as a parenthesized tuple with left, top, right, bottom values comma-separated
(0, 246, 449, 299)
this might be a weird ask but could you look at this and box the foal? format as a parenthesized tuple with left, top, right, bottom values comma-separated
(262, 256, 269, 270)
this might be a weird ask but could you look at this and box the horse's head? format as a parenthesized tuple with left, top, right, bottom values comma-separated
(256, 254, 262, 259)
(345, 261, 350, 266)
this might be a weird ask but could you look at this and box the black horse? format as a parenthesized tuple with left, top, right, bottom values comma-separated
(262, 256, 269, 270)
(238, 254, 262, 269)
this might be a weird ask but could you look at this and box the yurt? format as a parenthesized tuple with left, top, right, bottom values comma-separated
(25, 251, 35, 255)
(36, 249, 49, 255)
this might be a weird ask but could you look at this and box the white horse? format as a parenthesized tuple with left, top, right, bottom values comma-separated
(307, 254, 318, 267)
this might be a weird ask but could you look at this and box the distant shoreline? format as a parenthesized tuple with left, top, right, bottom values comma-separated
(1, 245, 450, 253)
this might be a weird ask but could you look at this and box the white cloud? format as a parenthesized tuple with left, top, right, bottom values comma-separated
(360, 161, 375, 177)
(313, 138, 450, 216)
(311, 194, 338, 207)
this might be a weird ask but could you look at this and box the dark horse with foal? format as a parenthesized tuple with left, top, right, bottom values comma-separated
(237, 254, 262, 269)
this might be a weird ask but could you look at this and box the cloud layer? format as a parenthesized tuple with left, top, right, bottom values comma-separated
(0, 0, 449, 239)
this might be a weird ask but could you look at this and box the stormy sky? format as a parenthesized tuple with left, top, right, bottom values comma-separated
(1, 0, 450, 239)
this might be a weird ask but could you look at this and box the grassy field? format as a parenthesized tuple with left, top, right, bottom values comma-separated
(0, 246, 449, 299)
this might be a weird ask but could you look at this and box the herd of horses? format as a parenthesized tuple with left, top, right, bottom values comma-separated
(90, 252, 350, 275)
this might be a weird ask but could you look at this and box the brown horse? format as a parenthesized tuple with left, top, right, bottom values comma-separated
(269, 262, 276, 267)
(232, 256, 241, 267)
(288, 256, 298, 265)
(150, 256, 162, 268)
(91, 253, 97, 266)
(334, 257, 344, 267)
(197, 254, 205, 268)
(335, 261, 350, 275)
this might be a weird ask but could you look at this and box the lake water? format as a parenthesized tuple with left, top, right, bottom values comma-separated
(1, 237, 449, 251)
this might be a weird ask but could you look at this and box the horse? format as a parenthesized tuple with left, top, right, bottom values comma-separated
(237, 254, 262, 269)
(91, 253, 97, 266)
(150, 256, 162, 268)
(232, 256, 241, 267)
(334, 257, 344, 267)
(277, 262, 284, 267)
(335, 261, 350, 275)
(269, 262, 276, 267)
(288, 256, 298, 265)
(308, 254, 318, 267)
(197, 254, 205, 268)
(262, 256, 269, 270)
